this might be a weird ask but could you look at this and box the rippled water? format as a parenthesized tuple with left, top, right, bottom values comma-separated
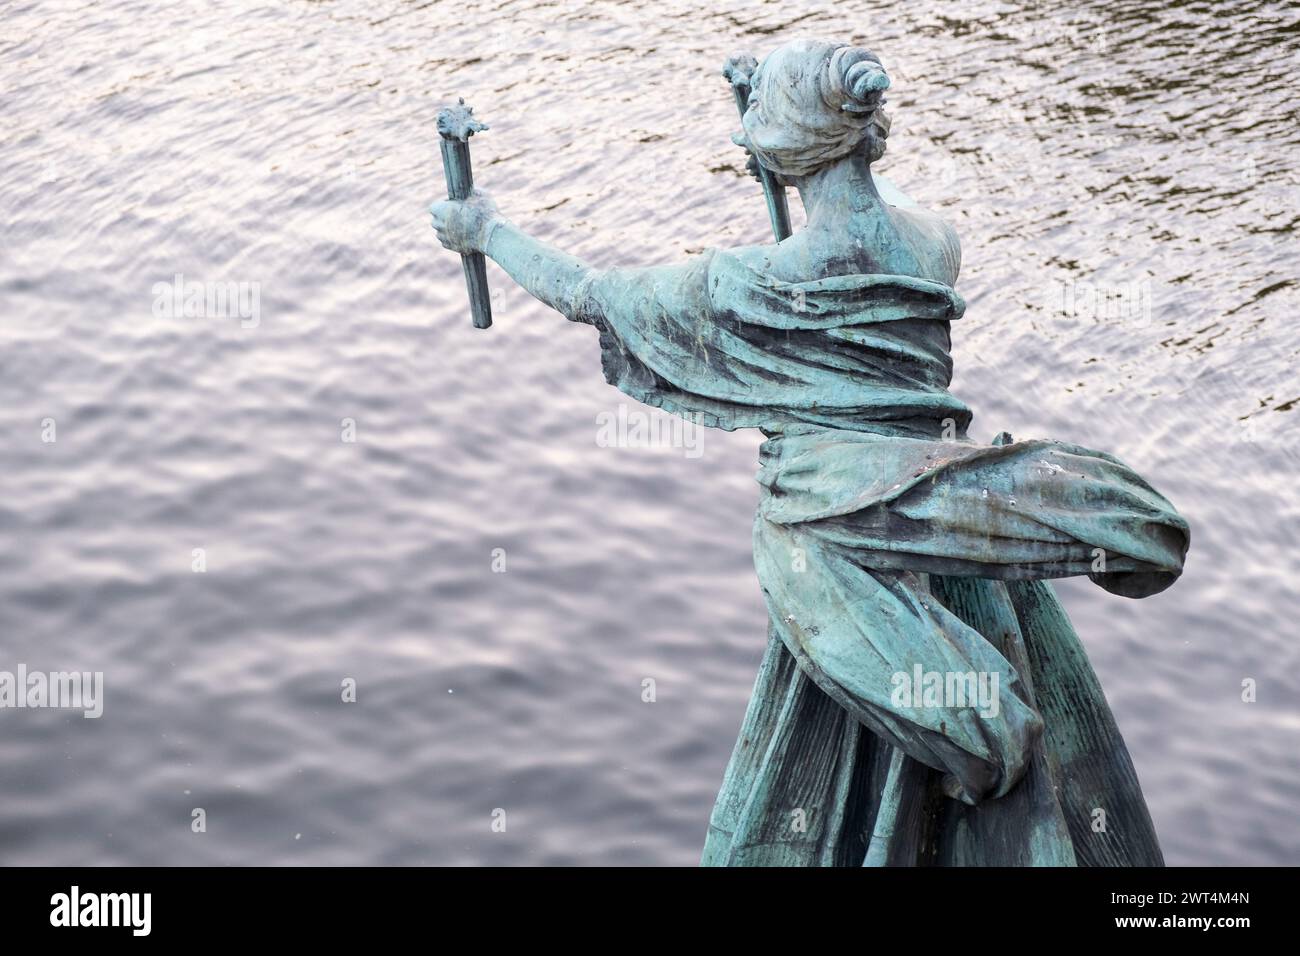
(1, 0, 1297, 866)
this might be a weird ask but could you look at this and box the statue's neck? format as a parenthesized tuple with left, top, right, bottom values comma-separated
(795, 155, 884, 227)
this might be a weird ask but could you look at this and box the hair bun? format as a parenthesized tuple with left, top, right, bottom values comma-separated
(829, 47, 889, 113)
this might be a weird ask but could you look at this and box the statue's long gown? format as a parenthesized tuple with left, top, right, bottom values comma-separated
(568, 244, 1189, 866)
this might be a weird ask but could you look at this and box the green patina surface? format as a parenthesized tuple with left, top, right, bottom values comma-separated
(430, 38, 1189, 866)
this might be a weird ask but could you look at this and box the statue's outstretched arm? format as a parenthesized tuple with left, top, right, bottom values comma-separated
(430, 190, 598, 323)
(483, 218, 599, 323)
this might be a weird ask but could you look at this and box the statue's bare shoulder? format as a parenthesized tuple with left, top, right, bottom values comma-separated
(725, 193, 962, 289)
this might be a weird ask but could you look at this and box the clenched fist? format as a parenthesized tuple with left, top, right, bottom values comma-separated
(429, 188, 502, 255)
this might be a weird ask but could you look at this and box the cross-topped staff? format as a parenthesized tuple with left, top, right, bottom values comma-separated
(722, 54, 792, 243)
(437, 98, 492, 329)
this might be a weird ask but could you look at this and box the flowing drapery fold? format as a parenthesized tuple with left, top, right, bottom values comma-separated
(577, 248, 1187, 864)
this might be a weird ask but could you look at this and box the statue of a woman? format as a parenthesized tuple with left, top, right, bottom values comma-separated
(430, 38, 1189, 866)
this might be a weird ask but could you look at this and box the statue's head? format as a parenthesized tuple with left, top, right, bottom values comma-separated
(743, 39, 891, 182)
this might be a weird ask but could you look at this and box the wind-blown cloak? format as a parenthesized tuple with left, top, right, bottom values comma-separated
(569, 248, 1189, 866)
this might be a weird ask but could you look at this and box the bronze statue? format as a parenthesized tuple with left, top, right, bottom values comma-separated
(430, 38, 1188, 866)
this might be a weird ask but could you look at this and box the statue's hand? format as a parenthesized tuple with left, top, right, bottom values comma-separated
(429, 189, 501, 255)
(730, 131, 763, 183)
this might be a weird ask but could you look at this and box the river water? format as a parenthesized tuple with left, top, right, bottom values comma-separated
(0, 0, 1297, 865)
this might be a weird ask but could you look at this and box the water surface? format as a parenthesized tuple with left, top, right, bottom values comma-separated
(0, 0, 1297, 865)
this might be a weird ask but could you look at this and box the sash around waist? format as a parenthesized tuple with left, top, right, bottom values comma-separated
(755, 424, 1189, 598)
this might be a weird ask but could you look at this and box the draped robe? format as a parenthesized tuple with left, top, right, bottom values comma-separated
(568, 248, 1189, 866)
